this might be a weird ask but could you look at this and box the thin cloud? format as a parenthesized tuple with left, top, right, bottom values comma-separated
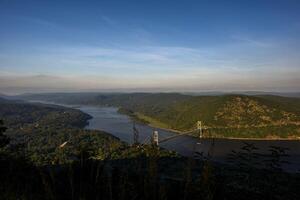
(101, 16, 117, 26)
(231, 35, 274, 48)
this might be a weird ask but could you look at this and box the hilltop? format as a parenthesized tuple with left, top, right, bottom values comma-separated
(142, 95, 300, 138)
(95, 94, 300, 139)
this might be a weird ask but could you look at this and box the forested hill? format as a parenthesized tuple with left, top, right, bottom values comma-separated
(0, 98, 91, 129)
(0, 99, 123, 165)
(144, 95, 300, 138)
(1, 97, 177, 164)
(17, 92, 192, 105)
(2, 95, 300, 199)
(15, 93, 300, 138)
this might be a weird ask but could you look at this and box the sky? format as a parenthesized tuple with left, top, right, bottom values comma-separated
(0, 0, 300, 94)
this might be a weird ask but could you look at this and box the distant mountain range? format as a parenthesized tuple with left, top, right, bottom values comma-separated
(1, 90, 300, 98)
(182, 91, 300, 97)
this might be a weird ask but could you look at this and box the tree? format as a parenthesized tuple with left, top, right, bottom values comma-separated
(0, 119, 9, 148)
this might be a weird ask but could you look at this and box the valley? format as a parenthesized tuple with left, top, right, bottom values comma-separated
(1, 95, 300, 199)
(18, 93, 300, 139)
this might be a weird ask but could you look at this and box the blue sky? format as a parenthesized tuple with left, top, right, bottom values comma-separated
(0, 0, 300, 93)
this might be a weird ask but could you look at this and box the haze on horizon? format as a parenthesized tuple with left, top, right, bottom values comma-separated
(1, 0, 300, 94)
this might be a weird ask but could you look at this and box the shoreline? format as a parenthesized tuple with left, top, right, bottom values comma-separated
(28, 101, 300, 141)
(146, 122, 300, 141)
(131, 112, 300, 141)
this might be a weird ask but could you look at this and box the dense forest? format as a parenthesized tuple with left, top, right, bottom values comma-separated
(0, 98, 175, 165)
(17, 93, 300, 138)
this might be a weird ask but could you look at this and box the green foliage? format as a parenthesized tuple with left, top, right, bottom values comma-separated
(1, 147, 299, 200)
(19, 93, 300, 138)
(108, 94, 300, 138)
(0, 101, 91, 129)
(0, 99, 176, 166)
(0, 100, 123, 165)
(1, 98, 300, 200)
(11, 127, 124, 165)
(0, 119, 9, 148)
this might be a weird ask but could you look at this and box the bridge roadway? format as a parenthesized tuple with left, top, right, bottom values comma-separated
(158, 129, 199, 143)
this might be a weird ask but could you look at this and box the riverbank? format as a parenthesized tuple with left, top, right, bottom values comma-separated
(28, 101, 300, 141)
(74, 105, 300, 172)
(124, 110, 300, 141)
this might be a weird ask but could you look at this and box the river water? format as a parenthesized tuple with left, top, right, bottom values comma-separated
(28, 100, 300, 172)
(79, 106, 300, 172)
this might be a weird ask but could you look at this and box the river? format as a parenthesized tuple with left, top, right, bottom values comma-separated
(79, 105, 300, 172)
(29, 100, 300, 172)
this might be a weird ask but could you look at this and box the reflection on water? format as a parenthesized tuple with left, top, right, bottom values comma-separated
(81, 106, 300, 172)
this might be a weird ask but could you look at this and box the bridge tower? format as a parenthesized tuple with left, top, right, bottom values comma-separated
(197, 121, 203, 138)
(133, 122, 139, 145)
(152, 130, 159, 146)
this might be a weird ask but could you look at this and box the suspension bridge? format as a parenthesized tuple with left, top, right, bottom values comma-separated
(59, 121, 206, 152)
(132, 121, 204, 146)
